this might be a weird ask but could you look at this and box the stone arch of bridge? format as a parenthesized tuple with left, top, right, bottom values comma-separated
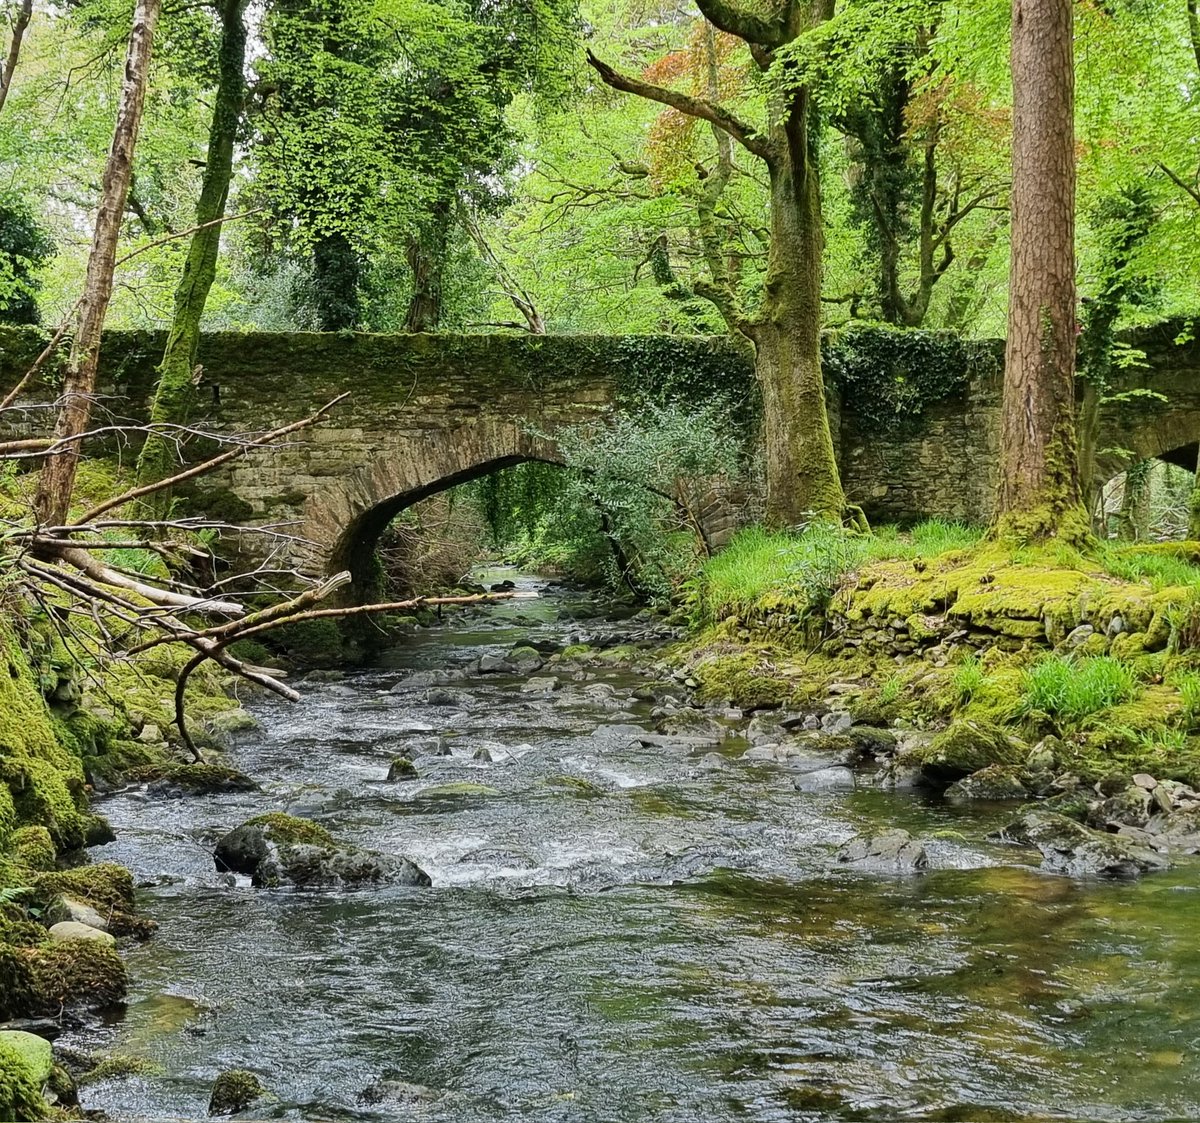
(1094, 405, 1200, 488)
(298, 420, 564, 596)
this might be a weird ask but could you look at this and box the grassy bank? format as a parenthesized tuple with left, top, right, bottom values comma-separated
(683, 521, 1200, 786)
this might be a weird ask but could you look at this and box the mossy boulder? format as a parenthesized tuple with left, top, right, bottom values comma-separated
(10, 826, 55, 872)
(0, 938, 127, 1021)
(33, 862, 151, 938)
(144, 763, 258, 794)
(945, 765, 1029, 802)
(244, 813, 334, 847)
(694, 652, 794, 711)
(904, 718, 1025, 782)
(386, 758, 418, 782)
(214, 815, 430, 889)
(0, 1032, 48, 1123)
(208, 1069, 266, 1116)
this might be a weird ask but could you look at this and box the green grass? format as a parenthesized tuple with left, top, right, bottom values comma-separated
(1097, 543, 1200, 590)
(953, 653, 988, 703)
(694, 519, 986, 623)
(1171, 670, 1200, 728)
(1021, 654, 1139, 722)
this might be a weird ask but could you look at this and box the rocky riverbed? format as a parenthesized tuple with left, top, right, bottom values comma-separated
(54, 569, 1200, 1122)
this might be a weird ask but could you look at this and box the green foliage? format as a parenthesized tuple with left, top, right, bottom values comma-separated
(471, 403, 742, 599)
(953, 654, 988, 704)
(823, 326, 999, 428)
(1021, 655, 1139, 723)
(0, 194, 55, 326)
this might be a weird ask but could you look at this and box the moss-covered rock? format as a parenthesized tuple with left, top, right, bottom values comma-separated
(0, 1032, 48, 1123)
(32, 862, 150, 938)
(945, 765, 1029, 802)
(693, 651, 795, 710)
(10, 826, 55, 872)
(904, 719, 1025, 782)
(0, 937, 127, 1020)
(208, 1068, 266, 1116)
(243, 813, 333, 847)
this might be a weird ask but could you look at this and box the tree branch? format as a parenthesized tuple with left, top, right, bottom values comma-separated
(586, 50, 773, 161)
(70, 393, 349, 525)
(693, 0, 785, 46)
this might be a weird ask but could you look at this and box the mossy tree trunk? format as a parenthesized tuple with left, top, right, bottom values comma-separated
(994, 0, 1086, 541)
(747, 137, 845, 525)
(587, 0, 848, 528)
(134, 0, 247, 511)
(1188, 446, 1200, 540)
(404, 197, 452, 333)
(34, 0, 160, 527)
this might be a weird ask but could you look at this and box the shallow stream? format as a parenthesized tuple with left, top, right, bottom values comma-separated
(64, 570, 1200, 1121)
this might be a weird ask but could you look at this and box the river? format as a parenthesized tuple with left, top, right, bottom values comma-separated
(61, 569, 1200, 1122)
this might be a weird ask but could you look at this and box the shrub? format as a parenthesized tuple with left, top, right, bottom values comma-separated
(1021, 655, 1138, 722)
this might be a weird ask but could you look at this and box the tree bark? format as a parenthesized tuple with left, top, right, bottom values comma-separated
(34, 0, 161, 528)
(0, 0, 31, 115)
(404, 199, 452, 333)
(135, 0, 247, 511)
(994, 0, 1084, 539)
(751, 134, 845, 525)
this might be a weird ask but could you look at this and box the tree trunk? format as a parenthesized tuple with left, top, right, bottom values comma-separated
(135, 0, 246, 510)
(310, 234, 361, 331)
(0, 0, 31, 114)
(994, 0, 1084, 540)
(1116, 460, 1152, 541)
(752, 137, 845, 527)
(405, 199, 452, 333)
(1188, 446, 1200, 540)
(34, 0, 160, 527)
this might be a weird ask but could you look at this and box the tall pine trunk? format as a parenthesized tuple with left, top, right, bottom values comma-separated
(135, 0, 246, 509)
(752, 116, 845, 527)
(34, 0, 160, 527)
(994, 0, 1084, 540)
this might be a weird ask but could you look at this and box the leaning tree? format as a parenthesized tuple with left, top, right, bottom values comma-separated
(587, 0, 853, 528)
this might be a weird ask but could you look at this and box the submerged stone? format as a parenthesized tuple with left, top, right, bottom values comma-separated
(836, 828, 927, 872)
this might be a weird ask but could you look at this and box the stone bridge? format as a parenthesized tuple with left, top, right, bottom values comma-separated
(2, 321, 1200, 591)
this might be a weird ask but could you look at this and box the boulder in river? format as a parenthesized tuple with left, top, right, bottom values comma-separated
(208, 1069, 266, 1116)
(793, 766, 856, 792)
(835, 828, 927, 873)
(944, 765, 1029, 803)
(213, 813, 431, 889)
(992, 808, 1170, 879)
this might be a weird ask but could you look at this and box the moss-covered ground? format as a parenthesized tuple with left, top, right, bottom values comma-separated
(682, 523, 1200, 786)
